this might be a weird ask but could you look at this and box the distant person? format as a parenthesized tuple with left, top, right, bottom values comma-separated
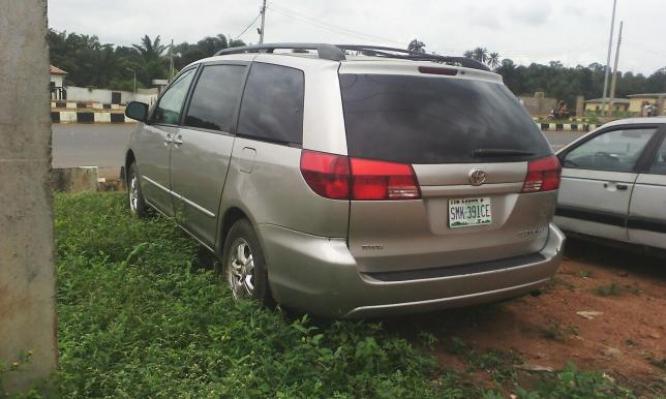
(642, 102, 651, 117)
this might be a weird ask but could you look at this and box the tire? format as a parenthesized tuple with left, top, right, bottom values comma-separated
(222, 219, 273, 306)
(127, 162, 149, 218)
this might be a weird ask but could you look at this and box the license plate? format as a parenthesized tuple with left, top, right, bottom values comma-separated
(448, 197, 492, 228)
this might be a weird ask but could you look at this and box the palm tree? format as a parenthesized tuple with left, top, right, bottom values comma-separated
(133, 35, 167, 61)
(407, 39, 426, 54)
(463, 47, 488, 64)
(487, 52, 501, 69)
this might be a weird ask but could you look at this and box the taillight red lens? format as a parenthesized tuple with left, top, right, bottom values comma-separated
(522, 155, 561, 193)
(300, 150, 350, 199)
(350, 158, 421, 200)
(300, 150, 421, 200)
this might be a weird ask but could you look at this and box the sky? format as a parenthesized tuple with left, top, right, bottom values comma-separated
(48, 0, 666, 75)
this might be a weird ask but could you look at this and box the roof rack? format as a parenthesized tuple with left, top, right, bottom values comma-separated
(215, 43, 346, 61)
(337, 45, 490, 71)
(214, 43, 490, 71)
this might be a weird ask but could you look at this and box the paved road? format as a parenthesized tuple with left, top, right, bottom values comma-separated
(51, 124, 586, 168)
(544, 131, 585, 151)
(52, 124, 133, 168)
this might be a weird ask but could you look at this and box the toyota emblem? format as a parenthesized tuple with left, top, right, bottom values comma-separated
(468, 169, 487, 186)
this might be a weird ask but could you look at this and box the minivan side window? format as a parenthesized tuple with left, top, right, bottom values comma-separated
(152, 69, 196, 125)
(237, 63, 304, 145)
(184, 64, 246, 132)
(562, 128, 656, 173)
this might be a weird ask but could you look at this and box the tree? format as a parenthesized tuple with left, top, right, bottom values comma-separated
(407, 39, 426, 54)
(465, 47, 489, 64)
(133, 35, 167, 61)
(487, 52, 501, 69)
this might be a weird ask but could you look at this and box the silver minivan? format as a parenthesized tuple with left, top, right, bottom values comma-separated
(124, 44, 565, 318)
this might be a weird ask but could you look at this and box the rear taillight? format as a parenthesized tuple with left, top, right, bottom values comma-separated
(300, 151, 350, 199)
(350, 158, 421, 200)
(522, 155, 561, 193)
(300, 150, 421, 200)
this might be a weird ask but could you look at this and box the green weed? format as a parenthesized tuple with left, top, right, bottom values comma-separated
(2, 192, 637, 398)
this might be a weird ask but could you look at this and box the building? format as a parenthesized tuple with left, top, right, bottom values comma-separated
(49, 65, 67, 100)
(627, 93, 666, 116)
(584, 98, 630, 113)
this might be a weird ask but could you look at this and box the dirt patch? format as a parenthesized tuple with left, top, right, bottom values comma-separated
(385, 239, 666, 395)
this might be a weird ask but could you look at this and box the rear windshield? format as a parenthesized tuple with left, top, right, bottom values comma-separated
(339, 74, 551, 164)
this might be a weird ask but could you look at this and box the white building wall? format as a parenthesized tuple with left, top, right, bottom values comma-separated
(65, 86, 158, 105)
(49, 74, 64, 87)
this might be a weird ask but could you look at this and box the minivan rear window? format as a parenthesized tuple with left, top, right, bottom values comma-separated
(339, 74, 551, 164)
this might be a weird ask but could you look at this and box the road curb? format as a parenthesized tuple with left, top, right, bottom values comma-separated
(50, 111, 135, 124)
(536, 122, 600, 132)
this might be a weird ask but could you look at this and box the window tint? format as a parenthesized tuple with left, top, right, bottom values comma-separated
(649, 138, 666, 175)
(563, 128, 656, 173)
(338, 74, 551, 164)
(185, 64, 246, 132)
(237, 63, 304, 145)
(153, 69, 196, 125)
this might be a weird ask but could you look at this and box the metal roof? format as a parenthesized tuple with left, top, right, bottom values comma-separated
(49, 65, 67, 75)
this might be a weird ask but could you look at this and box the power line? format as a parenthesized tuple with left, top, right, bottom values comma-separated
(267, 2, 404, 46)
(234, 12, 262, 40)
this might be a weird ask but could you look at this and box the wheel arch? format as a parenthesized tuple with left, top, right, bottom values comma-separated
(124, 149, 136, 184)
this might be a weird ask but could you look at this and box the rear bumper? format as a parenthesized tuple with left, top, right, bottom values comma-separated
(260, 223, 565, 318)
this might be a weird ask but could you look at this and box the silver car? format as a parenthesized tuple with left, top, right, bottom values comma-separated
(123, 44, 565, 318)
(556, 117, 666, 252)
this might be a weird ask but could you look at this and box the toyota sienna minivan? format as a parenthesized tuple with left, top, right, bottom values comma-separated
(124, 43, 565, 318)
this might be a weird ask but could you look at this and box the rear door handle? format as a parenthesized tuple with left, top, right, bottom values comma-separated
(173, 135, 184, 146)
(164, 133, 173, 146)
(603, 182, 628, 191)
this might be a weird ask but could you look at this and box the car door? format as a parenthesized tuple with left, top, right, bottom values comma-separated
(628, 128, 666, 249)
(135, 68, 196, 215)
(170, 62, 248, 246)
(556, 127, 659, 242)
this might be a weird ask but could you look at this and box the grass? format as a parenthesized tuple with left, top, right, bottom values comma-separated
(1, 193, 639, 398)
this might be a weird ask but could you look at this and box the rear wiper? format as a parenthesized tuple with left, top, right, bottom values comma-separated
(472, 148, 534, 157)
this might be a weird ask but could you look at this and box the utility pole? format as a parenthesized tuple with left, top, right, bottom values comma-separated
(258, 0, 266, 44)
(608, 21, 624, 117)
(601, 0, 618, 116)
(169, 39, 175, 81)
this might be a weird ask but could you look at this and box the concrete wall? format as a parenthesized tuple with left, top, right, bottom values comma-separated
(519, 92, 558, 117)
(0, 0, 58, 393)
(66, 86, 157, 105)
(629, 96, 666, 115)
(584, 102, 630, 113)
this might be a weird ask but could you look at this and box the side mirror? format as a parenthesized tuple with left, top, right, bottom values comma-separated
(125, 101, 149, 122)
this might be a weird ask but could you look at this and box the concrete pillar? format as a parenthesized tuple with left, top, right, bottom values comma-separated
(0, 0, 58, 393)
(534, 92, 545, 116)
(576, 96, 585, 118)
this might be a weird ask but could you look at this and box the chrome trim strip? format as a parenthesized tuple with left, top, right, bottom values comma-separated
(142, 175, 216, 218)
(142, 175, 170, 193)
(345, 278, 550, 317)
(178, 193, 216, 218)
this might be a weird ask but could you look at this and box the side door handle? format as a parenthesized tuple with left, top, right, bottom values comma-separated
(603, 182, 628, 191)
(173, 134, 184, 146)
(164, 133, 173, 146)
